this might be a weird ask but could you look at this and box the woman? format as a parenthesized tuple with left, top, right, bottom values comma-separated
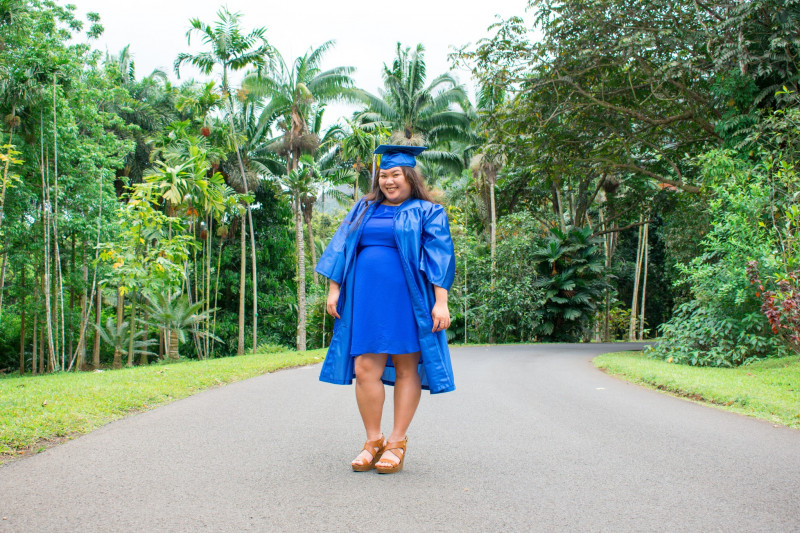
(315, 144, 456, 474)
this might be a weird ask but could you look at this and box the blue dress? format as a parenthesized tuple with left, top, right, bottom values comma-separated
(350, 203, 421, 356)
(316, 198, 456, 392)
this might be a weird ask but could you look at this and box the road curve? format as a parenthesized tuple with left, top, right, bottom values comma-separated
(1, 344, 799, 532)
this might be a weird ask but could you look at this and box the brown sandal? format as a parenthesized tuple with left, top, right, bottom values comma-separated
(375, 436, 407, 474)
(351, 434, 386, 472)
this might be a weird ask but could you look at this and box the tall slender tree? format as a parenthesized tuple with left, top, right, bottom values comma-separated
(174, 7, 272, 353)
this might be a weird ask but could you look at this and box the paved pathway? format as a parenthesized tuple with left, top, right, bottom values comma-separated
(1, 344, 799, 532)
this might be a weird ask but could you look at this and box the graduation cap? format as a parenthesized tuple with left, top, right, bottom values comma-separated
(374, 144, 427, 170)
(370, 144, 427, 184)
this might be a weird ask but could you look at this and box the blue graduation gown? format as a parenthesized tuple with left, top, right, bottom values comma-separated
(315, 198, 457, 394)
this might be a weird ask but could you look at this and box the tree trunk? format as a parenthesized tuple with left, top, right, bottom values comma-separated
(169, 330, 179, 361)
(205, 216, 212, 358)
(93, 287, 101, 369)
(140, 309, 149, 366)
(40, 111, 56, 372)
(306, 212, 318, 285)
(489, 173, 497, 289)
(32, 309, 38, 375)
(68, 234, 75, 362)
(354, 167, 360, 202)
(79, 170, 104, 371)
(77, 240, 88, 370)
(43, 313, 50, 373)
(212, 236, 225, 358)
(237, 215, 246, 355)
(638, 223, 650, 341)
(629, 216, 644, 340)
(553, 182, 567, 233)
(40, 316, 46, 372)
(0, 247, 8, 325)
(295, 197, 307, 351)
(599, 207, 612, 342)
(463, 221, 468, 345)
(126, 294, 137, 367)
(42, 207, 55, 371)
(19, 266, 26, 375)
(116, 287, 124, 367)
(51, 236, 59, 370)
(227, 108, 258, 354)
(54, 233, 65, 370)
(53, 76, 66, 371)
(248, 205, 257, 354)
(117, 287, 124, 326)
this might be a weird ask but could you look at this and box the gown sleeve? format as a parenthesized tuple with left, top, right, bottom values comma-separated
(315, 200, 363, 285)
(419, 204, 456, 291)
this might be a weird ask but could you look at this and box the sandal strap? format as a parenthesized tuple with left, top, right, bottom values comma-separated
(353, 453, 373, 466)
(357, 436, 384, 462)
(354, 448, 379, 466)
(383, 439, 407, 454)
(379, 438, 407, 465)
(377, 454, 399, 467)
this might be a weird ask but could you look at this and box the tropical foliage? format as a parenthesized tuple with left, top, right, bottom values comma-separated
(1, 0, 799, 377)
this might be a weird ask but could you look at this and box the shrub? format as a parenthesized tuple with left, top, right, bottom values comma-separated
(650, 146, 794, 366)
(530, 226, 608, 342)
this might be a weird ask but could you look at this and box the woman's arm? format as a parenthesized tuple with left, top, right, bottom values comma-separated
(326, 280, 341, 319)
(431, 285, 450, 333)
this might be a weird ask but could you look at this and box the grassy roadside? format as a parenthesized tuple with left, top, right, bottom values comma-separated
(0, 349, 325, 463)
(594, 351, 800, 429)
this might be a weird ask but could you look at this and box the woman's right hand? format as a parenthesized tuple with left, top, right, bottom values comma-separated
(326, 281, 341, 319)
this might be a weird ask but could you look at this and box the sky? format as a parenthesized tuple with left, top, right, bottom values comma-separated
(69, 0, 531, 123)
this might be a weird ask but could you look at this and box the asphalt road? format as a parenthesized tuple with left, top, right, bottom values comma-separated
(1, 344, 799, 532)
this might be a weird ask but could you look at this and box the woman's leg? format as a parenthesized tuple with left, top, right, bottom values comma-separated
(378, 352, 421, 466)
(353, 353, 388, 465)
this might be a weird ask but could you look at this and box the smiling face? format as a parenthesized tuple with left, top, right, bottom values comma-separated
(378, 167, 412, 205)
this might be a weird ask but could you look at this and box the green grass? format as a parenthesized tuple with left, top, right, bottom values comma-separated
(0, 349, 325, 462)
(594, 351, 800, 429)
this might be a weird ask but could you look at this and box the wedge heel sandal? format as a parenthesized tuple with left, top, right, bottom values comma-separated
(375, 436, 407, 474)
(351, 435, 386, 472)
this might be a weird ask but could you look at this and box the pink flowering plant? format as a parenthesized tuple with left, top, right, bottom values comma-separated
(747, 261, 800, 350)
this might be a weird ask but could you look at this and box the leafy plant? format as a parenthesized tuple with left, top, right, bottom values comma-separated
(448, 212, 544, 344)
(94, 317, 157, 369)
(530, 226, 608, 342)
(748, 261, 800, 350)
(144, 292, 220, 360)
(650, 148, 792, 366)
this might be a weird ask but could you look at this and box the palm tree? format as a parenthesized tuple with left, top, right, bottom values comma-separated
(276, 161, 315, 350)
(174, 8, 272, 98)
(174, 7, 273, 354)
(243, 41, 358, 350)
(356, 43, 472, 172)
(339, 118, 388, 200)
(144, 292, 218, 360)
(242, 40, 357, 176)
(94, 317, 156, 369)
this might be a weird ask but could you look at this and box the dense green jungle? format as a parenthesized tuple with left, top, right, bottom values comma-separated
(0, 0, 798, 375)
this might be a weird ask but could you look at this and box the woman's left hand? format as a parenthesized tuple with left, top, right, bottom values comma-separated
(431, 301, 451, 333)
